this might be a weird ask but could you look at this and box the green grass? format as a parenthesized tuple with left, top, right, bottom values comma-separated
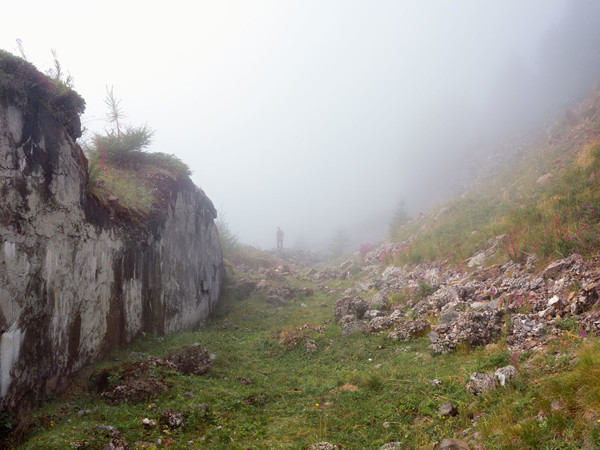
(391, 138, 600, 267)
(86, 149, 192, 220)
(11, 269, 600, 449)
(95, 166, 155, 214)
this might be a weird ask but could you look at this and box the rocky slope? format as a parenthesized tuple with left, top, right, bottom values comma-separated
(0, 54, 223, 413)
(334, 244, 599, 353)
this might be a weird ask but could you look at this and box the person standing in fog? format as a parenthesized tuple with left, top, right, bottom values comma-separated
(276, 227, 284, 250)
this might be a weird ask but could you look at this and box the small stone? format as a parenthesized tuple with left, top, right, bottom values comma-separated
(141, 418, 156, 429)
(103, 437, 130, 450)
(466, 372, 497, 395)
(380, 442, 403, 449)
(427, 331, 439, 343)
(160, 409, 184, 429)
(308, 443, 337, 450)
(394, 346, 412, 354)
(551, 400, 562, 411)
(494, 365, 517, 386)
(469, 301, 488, 310)
(439, 402, 458, 417)
(166, 345, 213, 375)
(548, 295, 561, 307)
(439, 437, 470, 449)
(305, 340, 318, 353)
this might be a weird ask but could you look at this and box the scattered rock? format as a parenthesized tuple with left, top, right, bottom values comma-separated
(579, 310, 600, 335)
(429, 286, 460, 310)
(494, 365, 517, 386)
(438, 308, 460, 326)
(466, 372, 498, 395)
(308, 443, 340, 450)
(166, 345, 213, 376)
(141, 418, 156, 429)
(380, 442, 403, 449)
(430, 310, 503, 354)
(439, 438, 470, 450)
(276, 265, 292, 275)
(439, 402, 458, 417)
(334, 296, 369, 321)
(102, 378, 169, 404)
(364, 309, 385, 320)
(467, 235, 507, 268)
(507, 314, 545, 348)
(570, 293, 596, 315)
(368, 316, 394, 333)
(540, 254, 583, 279)
(394, 346, 412, 353)
(389, 309, 404, 321)
(305, 340, 318, 353)
(103, 437, 131, 450)
(161, 408, 184, 429)
(387, 319, 431, 341)
(368, 292, 391, 310)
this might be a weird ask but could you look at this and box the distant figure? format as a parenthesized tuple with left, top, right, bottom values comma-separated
(276, 227, 284, 250)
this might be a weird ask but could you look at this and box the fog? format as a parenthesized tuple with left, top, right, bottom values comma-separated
(3, 1, 600, 251)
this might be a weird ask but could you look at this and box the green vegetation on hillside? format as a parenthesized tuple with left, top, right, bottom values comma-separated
(389, 103, 600, 268)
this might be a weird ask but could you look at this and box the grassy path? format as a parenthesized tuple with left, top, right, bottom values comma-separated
(15, 270, 595, 449)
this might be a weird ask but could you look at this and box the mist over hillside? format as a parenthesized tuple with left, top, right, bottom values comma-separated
(2, 1, 600, 252)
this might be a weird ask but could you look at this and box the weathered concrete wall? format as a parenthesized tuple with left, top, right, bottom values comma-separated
(0, 93, 222, 411)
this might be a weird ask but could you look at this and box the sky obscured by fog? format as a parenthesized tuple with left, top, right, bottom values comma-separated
(3, 1, 600, 250)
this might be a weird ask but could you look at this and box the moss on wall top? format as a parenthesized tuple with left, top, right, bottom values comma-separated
(0, 50, 85, 138)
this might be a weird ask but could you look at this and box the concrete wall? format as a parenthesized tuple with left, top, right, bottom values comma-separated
(0, 93, 222, 412)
